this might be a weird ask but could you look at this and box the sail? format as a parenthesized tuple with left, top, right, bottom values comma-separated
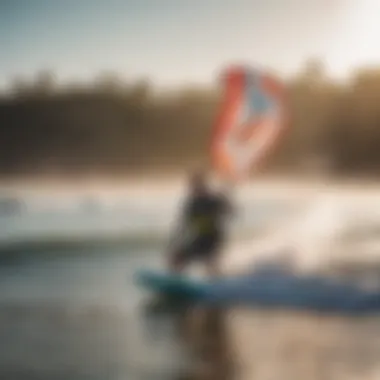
(210, 66, 287, 181)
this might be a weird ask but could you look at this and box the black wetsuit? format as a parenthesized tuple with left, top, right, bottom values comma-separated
(171, 191, 231, 265)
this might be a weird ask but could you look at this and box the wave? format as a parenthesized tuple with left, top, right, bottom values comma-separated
(0, 190, 306, 260)
(0, 231, 168, 262)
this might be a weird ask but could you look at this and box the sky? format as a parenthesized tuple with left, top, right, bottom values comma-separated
(2, 0, 380, 90)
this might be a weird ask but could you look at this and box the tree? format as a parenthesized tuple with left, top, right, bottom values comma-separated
(94, 71, 125, 94)
(33, 69, 56, 96)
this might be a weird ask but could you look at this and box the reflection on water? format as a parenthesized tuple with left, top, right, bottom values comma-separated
(0, 302, 132, 380)
(0, 247, 182, 380)
(1, 246, 380, 380)
(228, 310, 380, 380)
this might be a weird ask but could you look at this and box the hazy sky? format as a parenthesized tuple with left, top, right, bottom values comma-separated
(2, 0, 380, 89)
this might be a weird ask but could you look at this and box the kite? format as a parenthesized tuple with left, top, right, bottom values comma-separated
(210, 65, 288, 181)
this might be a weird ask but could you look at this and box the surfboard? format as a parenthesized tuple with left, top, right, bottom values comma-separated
(134, 268, 380, 314)
(135, 269, 208, 300)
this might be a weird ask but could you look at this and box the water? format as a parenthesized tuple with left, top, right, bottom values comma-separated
(0, 245, 189, 380)
(1, 180, 380, 379)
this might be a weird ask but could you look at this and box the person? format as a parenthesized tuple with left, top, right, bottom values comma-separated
(167, 171, 233, 277)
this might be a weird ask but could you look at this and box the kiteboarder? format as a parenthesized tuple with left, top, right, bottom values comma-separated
(167, 170, 233, 277)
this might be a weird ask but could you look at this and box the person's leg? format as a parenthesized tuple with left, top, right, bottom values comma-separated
(168, 241, 197, 274)
(202, 237, 223, 278)
(205, 253, 221, 278)
(168, 249, 187, 273)
(168, 237, 223, 276)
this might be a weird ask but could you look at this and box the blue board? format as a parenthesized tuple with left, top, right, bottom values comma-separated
(134, 268, 380, 314)
(135, 269, 208, 300)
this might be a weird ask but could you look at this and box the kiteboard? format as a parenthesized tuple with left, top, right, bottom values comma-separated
(135, 269, 208, 300)
(135, 268, 380, 314)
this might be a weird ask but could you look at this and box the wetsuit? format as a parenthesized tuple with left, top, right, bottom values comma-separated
(170, 191, 232, 267)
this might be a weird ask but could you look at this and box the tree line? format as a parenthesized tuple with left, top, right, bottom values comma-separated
(1, 60, 380, 178)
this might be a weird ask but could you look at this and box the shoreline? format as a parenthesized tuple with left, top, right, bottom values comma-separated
(0, 173, 380, 195)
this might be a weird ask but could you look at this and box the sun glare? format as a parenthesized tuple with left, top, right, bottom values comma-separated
(328, 0, 380, 77)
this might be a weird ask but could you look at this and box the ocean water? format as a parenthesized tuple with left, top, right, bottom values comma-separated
(1, 179, 380, 380)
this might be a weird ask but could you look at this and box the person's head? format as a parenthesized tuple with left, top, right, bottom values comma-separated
(188, 170, 208, 195)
